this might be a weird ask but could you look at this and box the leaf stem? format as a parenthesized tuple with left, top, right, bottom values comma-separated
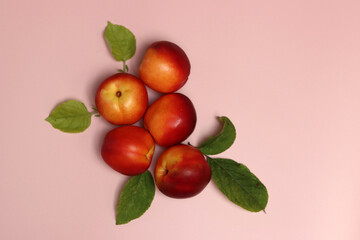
(90, 107, 99, 116)
(119, 60, 128, 73)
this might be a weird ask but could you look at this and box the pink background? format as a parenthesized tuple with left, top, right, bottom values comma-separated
(1, 0, 359, 239)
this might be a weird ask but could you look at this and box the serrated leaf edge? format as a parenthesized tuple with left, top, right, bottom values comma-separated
(45, 100, 92, 133)
(116, 171, 155, 225)
(209, 157, 268, 212)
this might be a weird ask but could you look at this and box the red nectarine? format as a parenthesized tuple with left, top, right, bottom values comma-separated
(155, 144, 211, 198)
(95, 73, 148, 125)
(143, 93, 196, 147)
(138, 41, 191, 93)
(101, 126, 155, 176)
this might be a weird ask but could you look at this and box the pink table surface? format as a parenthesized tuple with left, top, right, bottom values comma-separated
(1, 0, 359, 239)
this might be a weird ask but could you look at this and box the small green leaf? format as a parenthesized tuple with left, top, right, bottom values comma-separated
(197, 116, 236, 155)
(116, 171, 155, 225)
(208, 157, 268, 212)
(45, 100, 92, 133)
(105, 21, 136, 62)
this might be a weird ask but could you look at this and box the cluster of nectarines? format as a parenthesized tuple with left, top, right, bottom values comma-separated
(96, 41, 211, 198)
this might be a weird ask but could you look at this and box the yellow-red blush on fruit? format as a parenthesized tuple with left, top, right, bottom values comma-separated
(143, 93, 196, 147)
(95, 73, 148, 125)
(139, 41, 190, 93)
(101, 126, 155, 176)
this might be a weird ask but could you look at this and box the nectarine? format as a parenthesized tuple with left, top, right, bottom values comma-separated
(101, 126, 155, 176)
(95, 73, 148, 125)
(155, 144, 211, 198)
(143, 93, 196, 147)
(138, 41, 191, 93)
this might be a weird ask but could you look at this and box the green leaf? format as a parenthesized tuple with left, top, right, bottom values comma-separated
(105, 21, 136, 62)
(116, 171, 155, 225)
(208, 157, 268, 212)
(45, 100, 92, 133)
(197, 116, 236, 155)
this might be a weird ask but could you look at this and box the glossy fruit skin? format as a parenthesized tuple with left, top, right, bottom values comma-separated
(143, 93, 196, 147)
(138, 41, 191, 93)
(101, 126, 155, 176)
(95, 73, 148, 125)
(155, 144, 211, 198)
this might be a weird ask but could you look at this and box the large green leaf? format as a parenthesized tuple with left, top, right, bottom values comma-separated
(197, 116, 236, 155)
(45, 100, 92, 133)
(116, 171, 155, 225)
(208, 157, 268, 212)
(105, 21, 136, 62)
